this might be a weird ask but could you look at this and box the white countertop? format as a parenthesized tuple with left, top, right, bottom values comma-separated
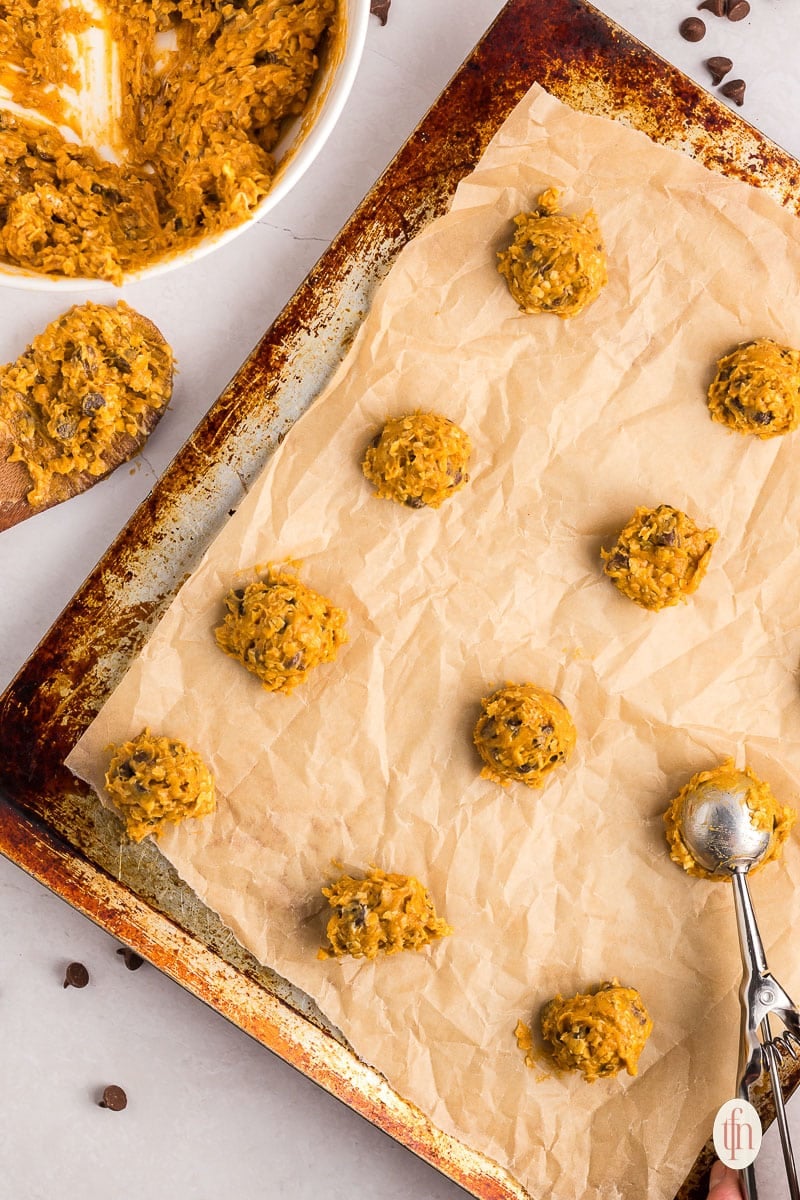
(2, 2, 799, 1196)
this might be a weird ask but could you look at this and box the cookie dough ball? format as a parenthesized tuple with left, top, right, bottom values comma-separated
(105, 728, 215, 842)
(707, 338, 800, 438)
(215, 566, 347, 694)
(602, 504, 718, 612)
(361, 412, 471, 509)
(664, 758, 796, 881)
(473, 683, 576, 788)
(497, 187, 607, 319)
(318, 868, 452, 960)
(538, 980, 653, 1082)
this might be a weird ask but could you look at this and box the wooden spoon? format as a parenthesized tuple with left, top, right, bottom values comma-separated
(0, 309, 173, 533)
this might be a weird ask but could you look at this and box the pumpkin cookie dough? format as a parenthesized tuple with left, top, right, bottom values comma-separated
(664, 758, 796, 881)
(707, 338, 800, 438)
(318, 867, 452, 960)
(473, 683, 576, 788)
(525, 979, 653, 1082)
(0, 301, 173, 508)
(0, 0, 337, 281)
(361, 412, 471, 509)
(496, 187, 607, 318)
(105, 729, 215, 842)
(215, 565, 347, 694)
(602, 504, 718, 611)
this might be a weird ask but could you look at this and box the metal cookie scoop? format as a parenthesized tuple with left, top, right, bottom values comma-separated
(679, 770, 800, 1200)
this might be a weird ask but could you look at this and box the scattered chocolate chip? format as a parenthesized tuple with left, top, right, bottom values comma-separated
(752, 410, 774, 425)
(706, 55, 733, 84)
(404, 495, 425, 508)
(98, 1085, 127, 1111)
(63, 961, 89, 989)
(116, 947, 144, 971)
(285, 652, 304, 670)
(679, 16, 706, 40)
(82, 392, 106, 413)
(698, 0, 726, 14)
(720, 78, 746, 105)
(516, 763, 535, 774)
(727, 0, 749, 19)
(370, 0, 390, 24)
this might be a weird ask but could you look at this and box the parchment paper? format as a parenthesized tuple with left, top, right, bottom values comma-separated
(68, 85, 800, 1198)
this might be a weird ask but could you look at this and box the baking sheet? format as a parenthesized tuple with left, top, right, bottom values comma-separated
(3, 3, 800, 1197)
(66, 79, 800, 1200)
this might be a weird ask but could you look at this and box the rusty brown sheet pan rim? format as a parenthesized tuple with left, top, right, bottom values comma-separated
(2, 2, 800, 1197)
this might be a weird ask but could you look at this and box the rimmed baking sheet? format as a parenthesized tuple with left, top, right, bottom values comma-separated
(2, 2, 799, 1196)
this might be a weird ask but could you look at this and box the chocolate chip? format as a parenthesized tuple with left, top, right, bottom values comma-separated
(63, 962, 89, 989)
(98, 1085, 127, 1111)
(727, 0, 749, 19)
(606, 552, 630, 572)
(404, 496, 425, 508)
(653, 529, 677, 547)
(706, 56, 733, 84)
(82, 392, 105, 414)
(55, 420, 77, 440)
(370, 0, 390, 24)
(516, 763, 535, 774)
(720, 78, 746, 105)
(697, 0, 726, 14)
(679, 17, 706, 40)
(116, 947, 144, 971)
(752, 410, 774, 425)
(116, 761, 135, 781)
(285, 652, 304, 670)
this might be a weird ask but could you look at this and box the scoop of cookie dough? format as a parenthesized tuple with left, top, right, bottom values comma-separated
(602, 504, 718, 611)
(473, 683, 576, 788)
(318, 867, 452, 960)
(664, 758, 796, 881)
(105, 728, 215, 842)
(215, 566, 347, 694)
(707, 338, 800, 438)
(496, 187, 607, 318)
(361, 411, 471, 509)
(537, 979, 653, 1082)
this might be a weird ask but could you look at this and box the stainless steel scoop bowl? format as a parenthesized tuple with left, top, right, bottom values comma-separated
(677, 769, 800, 1200)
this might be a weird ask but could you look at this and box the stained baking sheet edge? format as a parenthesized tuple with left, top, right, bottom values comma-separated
(2, 1, 800, 1197)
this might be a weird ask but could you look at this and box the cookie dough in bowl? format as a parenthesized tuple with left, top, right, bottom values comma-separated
(530, 980, 653, 1082)
(105, 728, 216, 842)
(473, 683, 576, 788)
(707, 338, 800, 438)
(214, 565, 347, 695)
(664, 758, 796, 881)
(496, 187, 607, 318)
(361, 411, 471, 509)
(602, 504, 718, 611)
(0, 0, 368, 287)
(318, 867, 452, 960)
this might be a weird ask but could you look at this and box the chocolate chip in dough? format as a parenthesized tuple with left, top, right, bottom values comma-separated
(720, 78, 746, 105)
(116, 947, 144, 971)
(370, 0, 390, 24)
(698, 0, 726, 15)
(98, 1085, 127, 1111)
(680, 17, 706, 40)
(63, 962, 89, 989)
(706, 56, 733, 84)
(727, 0, 750, 19)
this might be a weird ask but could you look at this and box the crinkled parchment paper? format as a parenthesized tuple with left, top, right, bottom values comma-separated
(68, 85, 800, 1198)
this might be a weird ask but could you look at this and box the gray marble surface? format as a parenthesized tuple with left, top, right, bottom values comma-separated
(1, 1, 799, 1196)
